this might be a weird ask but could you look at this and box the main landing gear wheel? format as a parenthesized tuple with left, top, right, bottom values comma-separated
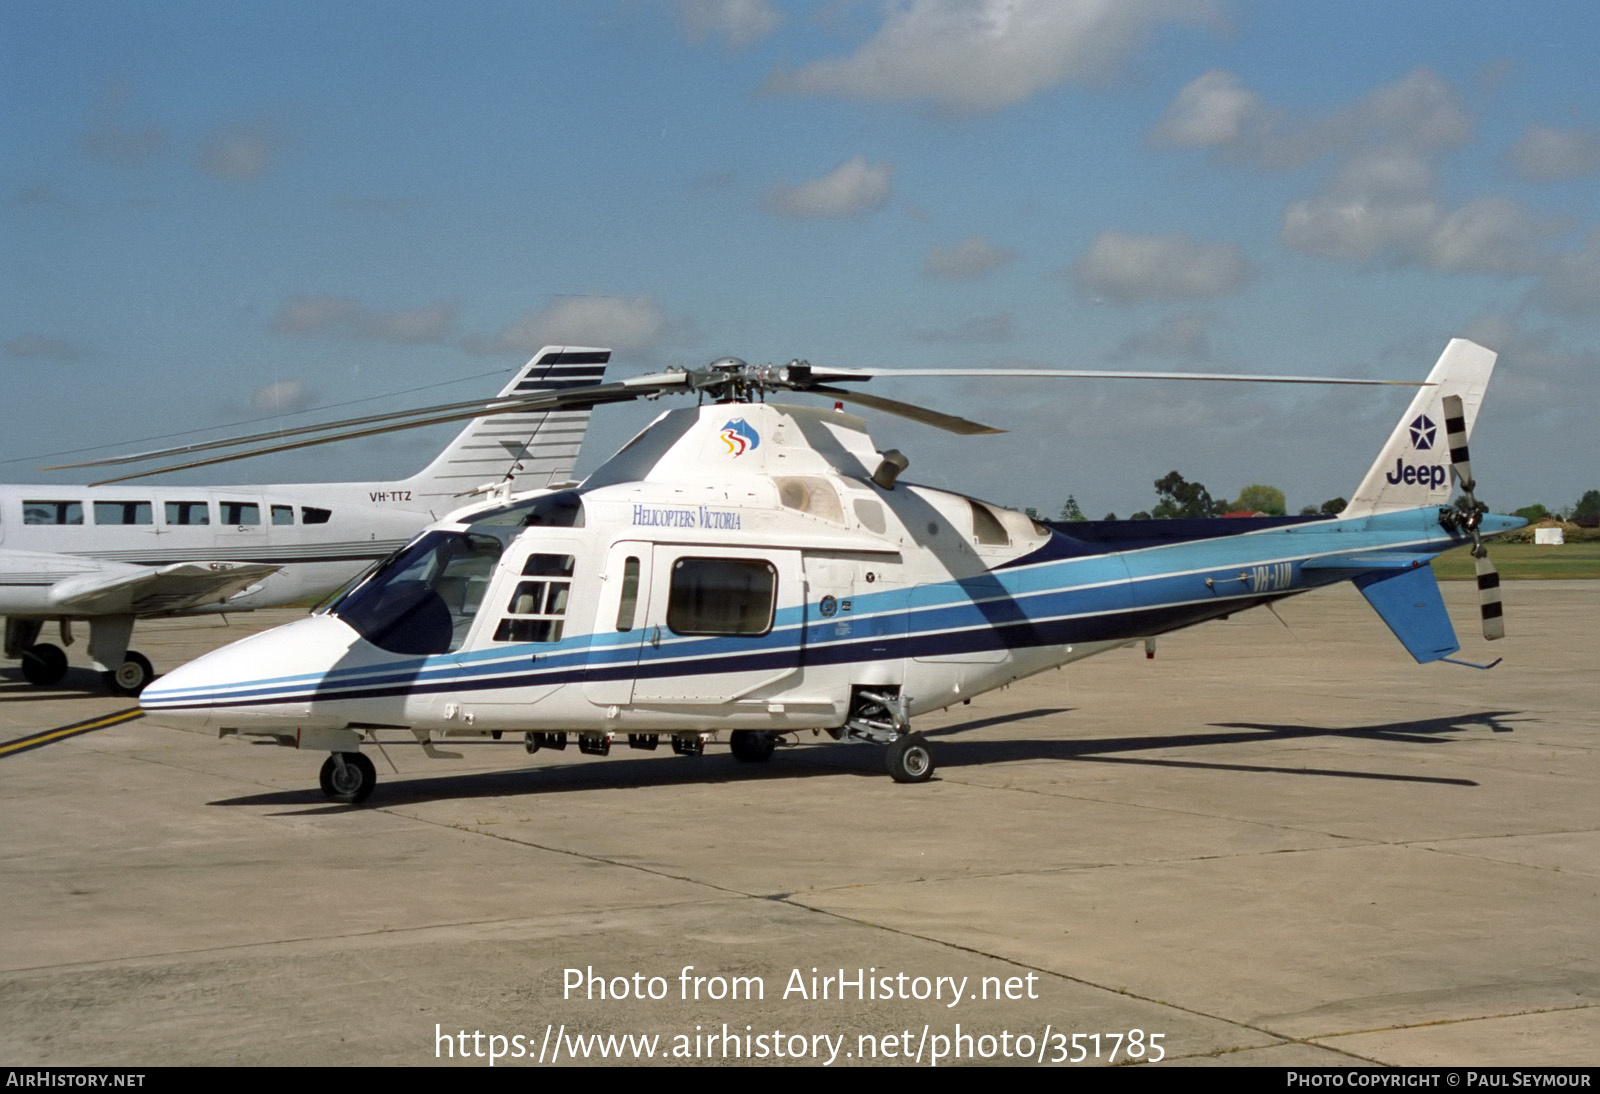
(20, 643, 68, 687)
(729, 730, 777, 763)
(319, 752, 377, 804)
(886, 733, 934, 784)
(105, 651, 154, 696)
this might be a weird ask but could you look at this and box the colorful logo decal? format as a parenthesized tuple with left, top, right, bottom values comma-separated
(720, 418, 759, 456)
(1408, 414, 1436, 450)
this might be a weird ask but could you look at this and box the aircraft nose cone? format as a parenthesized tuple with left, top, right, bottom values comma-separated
(140, 614, 360, 726)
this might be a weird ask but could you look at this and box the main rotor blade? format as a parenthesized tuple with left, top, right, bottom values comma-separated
(84, 373, 689, 485)
(56, 373, 689, 471)
(807, 385, 1003, 435)
(807, 366, 1428, 387)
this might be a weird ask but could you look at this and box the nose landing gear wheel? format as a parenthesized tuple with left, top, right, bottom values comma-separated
(319, 752, 377, 804)
(729, 730, 777, 763)
(886, 733, 934, 784)
(106, 651, 154, 696)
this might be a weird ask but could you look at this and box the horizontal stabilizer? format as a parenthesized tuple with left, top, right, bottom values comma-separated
(1354, 566, 1460, 664)
(50, 562, 279, 615)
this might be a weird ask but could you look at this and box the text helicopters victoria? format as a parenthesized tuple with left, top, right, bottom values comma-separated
(125, 339, 1521, 803)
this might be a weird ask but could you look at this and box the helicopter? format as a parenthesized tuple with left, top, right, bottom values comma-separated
(124, 338, 1522, 803)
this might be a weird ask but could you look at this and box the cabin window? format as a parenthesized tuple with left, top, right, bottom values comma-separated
(301, 507, 332, 524)
(272, 505, 294, 526)
(222, 502, 260, 526)
(330, 531, 503, 655)
(24, 501, 84, 525)
(667, 557, 775, 637)
(493, 554, 574, 643)
(94, 501, 153, 525)
(166, 501, 210, 526)
(615, 556, 641, 631)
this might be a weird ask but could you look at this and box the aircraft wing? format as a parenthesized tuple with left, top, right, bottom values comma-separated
(47, 561, 280, 616)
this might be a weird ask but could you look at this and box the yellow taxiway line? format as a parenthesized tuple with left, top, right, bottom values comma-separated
(0, 708, 144, 758)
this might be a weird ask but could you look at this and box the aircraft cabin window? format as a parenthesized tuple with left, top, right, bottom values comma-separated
(94, 501, 153, 525)
(223, 502, 260, 526)
(166, 501, 211, 526)
(301, 507, 332, 524)
(493, 554, 575, 643)
(272, 505, 294, 526)
(667, 557, 776, 637)
(615, 556, 641, 631)
(23, 501, 84, 525)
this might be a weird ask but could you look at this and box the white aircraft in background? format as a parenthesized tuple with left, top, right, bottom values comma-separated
(0, 347, 608, 694)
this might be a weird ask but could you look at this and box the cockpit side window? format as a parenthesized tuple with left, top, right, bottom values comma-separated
(493, 553, 575, 643)
(331, 531, 504, 655)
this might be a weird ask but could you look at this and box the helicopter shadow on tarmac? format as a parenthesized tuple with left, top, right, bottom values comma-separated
(207, 706, 1524, 815)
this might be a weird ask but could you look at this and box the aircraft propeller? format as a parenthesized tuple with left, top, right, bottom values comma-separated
(1441, 393, 1504, 641)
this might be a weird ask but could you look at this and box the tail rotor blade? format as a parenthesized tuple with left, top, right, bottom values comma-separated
(1443, 394, 1475, 496)
(1475, 552, 1504, 641)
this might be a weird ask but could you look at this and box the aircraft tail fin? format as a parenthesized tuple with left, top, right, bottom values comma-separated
(1354, 566, 1461, 663)
(402, 346, 610, 504)
(1342, 339, 1496, 518)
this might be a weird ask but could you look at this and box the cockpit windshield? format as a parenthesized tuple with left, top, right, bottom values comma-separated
(329, 531, 504, 655)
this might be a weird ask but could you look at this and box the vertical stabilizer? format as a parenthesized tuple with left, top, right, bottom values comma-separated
(402, 346, 610, 504)
(1342, 339, 1496, 518)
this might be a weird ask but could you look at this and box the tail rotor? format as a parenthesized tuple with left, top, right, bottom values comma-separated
(1442, 394, 1504, 641)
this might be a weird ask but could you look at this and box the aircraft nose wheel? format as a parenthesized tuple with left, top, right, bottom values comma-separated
(729, 730, 777, 763)
(886, 733, 935, 783)
(106, 651, 154, 696)
(319, 752, 377, 804)
(20, 643, 68, 687)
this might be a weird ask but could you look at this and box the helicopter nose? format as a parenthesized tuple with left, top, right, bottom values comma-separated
(140, 614, 359, 728)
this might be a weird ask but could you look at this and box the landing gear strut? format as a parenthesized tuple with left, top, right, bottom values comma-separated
(319, 752, 377, 804)
(846, 686, 937, 784)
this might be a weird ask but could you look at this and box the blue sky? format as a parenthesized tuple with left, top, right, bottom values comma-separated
(4, 1, 1596, 518)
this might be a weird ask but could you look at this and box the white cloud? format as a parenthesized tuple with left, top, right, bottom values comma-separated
(251, 379, 315, 414)
(271, 296, 455, 343)
(1528, 227, 1600, 318)
(912, 312, 1014, 343)
(923, 236, 1015, 279)
(81, 84, 165, 167)
(1072, 231, 1250, 305)
(1510, 125, 1600, 181)
(5, 332, 78, 361)
(1420, 197, 1551, 275)
(1148, 70, 1273, 149)
(200, 123, 281, 182)
(473, 295, 669, 355)
(765, 0, 1219, 114)
(766, 157, 893, 218)
(1109, 312, 1212, 360)
(1151, 66, 1470, 168)
(678, 0, 781, 49)
(1281, 151, 1553, 274)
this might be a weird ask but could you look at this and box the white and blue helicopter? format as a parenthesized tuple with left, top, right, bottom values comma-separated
(122, 338, 1520, 802)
